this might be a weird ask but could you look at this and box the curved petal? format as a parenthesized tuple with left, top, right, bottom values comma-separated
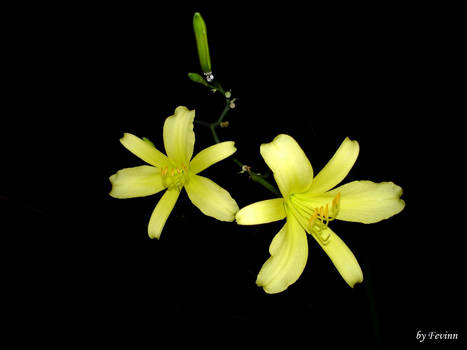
(120, 133, 170, 168)
(184, 174, 238, 222)
(163, 106, 195, 166)
(307, 137, 359, 194)
(256, 214, 308, 294)
(328, 181, 405, 223)
(236, 198, 286, 225)
(148, 189, 180, 239)
(313, 227, 363, 288)
(109, 165, 166, 198)
(260, 134, 313, 197)
(190, 141, 236, 174)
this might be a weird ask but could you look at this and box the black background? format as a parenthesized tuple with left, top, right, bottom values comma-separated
(2, 3, 464, 348)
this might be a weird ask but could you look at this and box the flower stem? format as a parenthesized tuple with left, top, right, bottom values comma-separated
(210, 123, 220, 143)
(215, 102, 230, 125)
(233, 157, 281, 196)
(197, 96, 280, 196)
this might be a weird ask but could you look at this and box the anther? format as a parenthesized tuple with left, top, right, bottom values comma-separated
(333, 192, 341, 206)
(309, 211, 318, 227)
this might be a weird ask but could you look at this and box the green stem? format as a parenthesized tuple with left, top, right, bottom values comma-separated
(235, 159, 280, 196)
(195, 120, 211, 127)
(210, 124, 220, 143)
(214, 102, 230, 125)
(197, 100, 280, 196)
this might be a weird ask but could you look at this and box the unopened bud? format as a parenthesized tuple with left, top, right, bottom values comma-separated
(193, 12, 212, 75)
(188, 72, 209, 87)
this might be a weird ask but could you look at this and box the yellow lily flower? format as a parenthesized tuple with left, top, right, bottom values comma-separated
(109, 106, 239, 239)
(236, 135, 405, 293)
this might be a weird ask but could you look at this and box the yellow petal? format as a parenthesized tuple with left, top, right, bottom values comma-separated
(190, 141, 236, 174)
(120, 133, 170, 168)
(328, 181, 405, 223)
(184, 174, 239, 222)
(148, 189, 180, 239)
(260, 134, 313, 197)
(236, 198, 286, 225)
(313, 227, 363, 288)
(163, 106, 195, 166)
(109, 165, 166, 198)
(256, 214, 308, 294)
(307, 137, 359, 194)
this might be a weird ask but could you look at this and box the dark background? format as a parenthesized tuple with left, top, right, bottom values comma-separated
(2, 3, 464, 348)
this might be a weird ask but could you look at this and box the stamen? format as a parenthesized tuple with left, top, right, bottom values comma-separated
(160, 165, 189, 190)
(307, 192, 341, 245)
(309, 211, 318, 227)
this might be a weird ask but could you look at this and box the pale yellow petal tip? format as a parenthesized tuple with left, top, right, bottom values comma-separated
(148, 220, 163, 239)
(215, 202, 239, 222)
(174, 105, 192, 113)
(225, 201, 240, 222)
(119, 132, 151, 150)
(259, 283, 288, 294)
(349, 275, 364, 288)
(343, 136, 360, 151)
(148, 225, 162, 239)
(120, 132, 137, 141)
(148, 230, 162, 240)
(236, 205, 257, 225)
(260, 134, 293, 151)
(173, 106, 195, 119)
(109, 172, 117, 184)
(343, 136, 357, 143)
(235, 208, 247, 225)
(273, 133, 294, 142)
(212, 195, 239, 222)
(119, 132, 131, 144)
(217, 141, 237, 156)
(166, 106, 196, 131)
(227, 141, 237, 152)
(388, 182, 406, 216)
(235, 198, 286, 226)
(256, 277, 290, 294)
(108, 173, 119, 198)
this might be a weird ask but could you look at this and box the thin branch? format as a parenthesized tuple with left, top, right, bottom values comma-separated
(196, 94, 280, 196)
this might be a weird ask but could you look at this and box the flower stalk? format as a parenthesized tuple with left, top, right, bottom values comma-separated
(194, 94, 280, 196)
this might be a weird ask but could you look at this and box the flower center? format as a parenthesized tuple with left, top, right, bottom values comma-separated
(288, 192, 341, 246)
(161, 164, 189, 191)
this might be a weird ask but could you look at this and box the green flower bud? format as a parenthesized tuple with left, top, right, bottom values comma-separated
(188, 72, 208, 86)
(193, 12, 212, 79)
